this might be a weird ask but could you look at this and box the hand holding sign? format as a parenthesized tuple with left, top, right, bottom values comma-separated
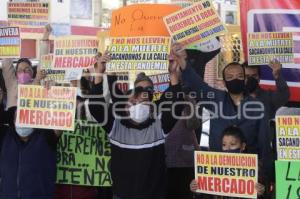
(269, 59, 282, 80)
(33, 68, 46, 85)
(94, 51, 110, 84)
(170, 43, 187, 70)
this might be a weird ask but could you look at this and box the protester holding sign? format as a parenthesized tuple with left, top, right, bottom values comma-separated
(0, 96, 61, 199)
(1, 25, 49, 126)
(176, 42, 273, 182)
(55, 72, 112, 199)
(87, 44, 184, 199)
(190, 126, 265, 198)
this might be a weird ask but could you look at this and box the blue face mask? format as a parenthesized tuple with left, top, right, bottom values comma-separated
(222, 148, 241, 153)
(15, 127, 34, 137)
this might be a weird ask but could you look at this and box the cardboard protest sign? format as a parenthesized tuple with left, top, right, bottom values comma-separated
(163, 0, 227, 46)
(276, 116, 300, 160)
(16, 85, 76, 131)
(56, 120, 112, 186)
(40, 54, 66, 83)
(194, 151, 258, 198)
(276, 161, 300, 199)
(110, 4, 181, 37)
(106, 36, 170, 74)
(52, 36, 98, 69)
(247, 32, 294, 65)
(0, 27, 20, 58)
(7, 2, 50, 28)
(149, 73, 170, 101)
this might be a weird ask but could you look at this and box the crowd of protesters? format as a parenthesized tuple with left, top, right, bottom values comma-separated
(0, 25, 293, 199)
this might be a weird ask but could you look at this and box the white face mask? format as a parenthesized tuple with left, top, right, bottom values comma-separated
(15, 127, 34, 137)
(129, 103, 150, 123)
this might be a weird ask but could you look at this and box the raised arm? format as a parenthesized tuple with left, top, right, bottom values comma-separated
(2, 58, 17, 109)
(88, 52, 115, 132)
(159, 44, 185, 134)
(268, 60, 290, 111)
(175, 43, 224, 106)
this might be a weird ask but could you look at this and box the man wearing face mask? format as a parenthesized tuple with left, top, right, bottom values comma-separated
(0, 100, 61, 198)
(175, 43, 273, 186)
(244, 60, 290, 120)
(88, 45, 184, 199)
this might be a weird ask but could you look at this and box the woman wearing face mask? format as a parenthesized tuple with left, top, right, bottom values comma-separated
(87, 45, 184, 199)
(1, 26, 48, 112)
(190, 126, 266, 199)
(0, 104, 61, 199)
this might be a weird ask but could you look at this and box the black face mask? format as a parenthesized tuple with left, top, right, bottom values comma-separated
(225, 79, 245, 94)
(246, 77, 259, 93)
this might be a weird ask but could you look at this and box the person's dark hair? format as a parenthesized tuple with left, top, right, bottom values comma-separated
(221, 125, 246, 144)
(16, 58, 32, 72)
(222, 62, 245, 80)
(134, 72, 154, 88)
(242, 61, 261, 78)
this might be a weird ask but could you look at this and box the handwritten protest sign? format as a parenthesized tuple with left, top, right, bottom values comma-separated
(56, 120, 112, 186)
(16, 85, 76, 131)
(194, 151, 258, 198)
(106, 36, 170, 74)
(0, 27, 20, 58)
(276, 161, 300, 199)
(248, 32, 294, 65)
(276, 116, 300, 160)
(149, 73, 170, 101)
(110, 4, 180, 37)
(40, 54, 66, 83)
(163, 0, 227, 46)
(7, 2, 50, 29)
(52, 36, 98, 69)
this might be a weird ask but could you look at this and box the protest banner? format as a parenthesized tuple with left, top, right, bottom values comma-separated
(16, 85, 76, 131)
(106, 36, 170, 74)
(276, 116, 300, 160)
(247, 32, 294, 65)
(276, 160, 300, 199)
(40, 54, 66, 83)
(149, 73, 170, 101)
(110, 4, 181, 37)
(194, 151, 258, 198)
(7, 2, 50, 29)
(0, 27, 20, 58)
(163, 0, 227, 46)
(56, 120, 112, 186)
(52, 36, 98, 69)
